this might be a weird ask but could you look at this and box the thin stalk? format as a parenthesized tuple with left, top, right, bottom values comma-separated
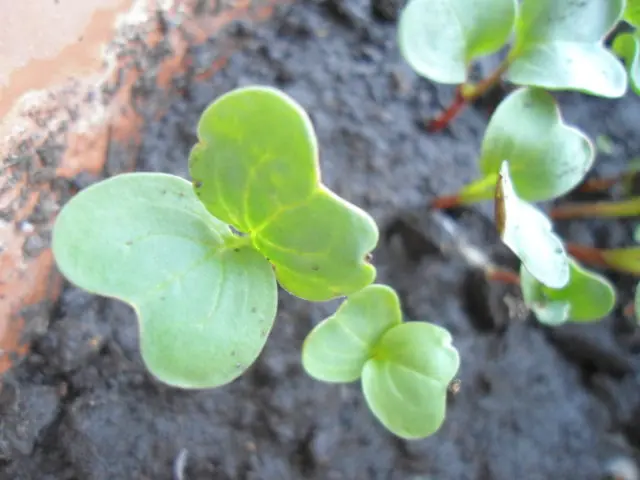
(485, 266, 520, 286)
(565, 243, 609, 269)
(623, 301, 635, 318)
(429, 173, 498, 210)
(566, 244, 640, 276)
(430, 193, 463, 210)
(550, 197, 640, 220)
(578, 177, 620, 193)
(427, 60, 510, 132)
(577, 166, 640, 193)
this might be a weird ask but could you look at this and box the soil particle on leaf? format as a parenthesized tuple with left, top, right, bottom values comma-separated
(3, 0, 640, 479)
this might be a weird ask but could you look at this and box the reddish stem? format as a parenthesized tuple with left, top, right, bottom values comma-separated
(577, 177, 618, 193)
(486, 267, 520, 286)
(623, 301, 635, 318)
(565, 243, 609, 269)
(427, 88, 466, 132)
(429, 193, 462, 210)
(427, 60, 510, 132)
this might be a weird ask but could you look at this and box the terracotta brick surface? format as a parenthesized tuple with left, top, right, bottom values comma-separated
(0, 0, 291, 379)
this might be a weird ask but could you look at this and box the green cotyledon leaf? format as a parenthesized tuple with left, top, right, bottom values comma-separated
(613, 31, 640, 96)
(362, 320, 460, 439)
(52, 173, 277, 389)
(302, 284, 402, 383)
(506, 0, 627, 98)
(520, 257, 616, 326)
(398, 0, 517, 84)
(478, 87, 594, 203)
(189, 86, 378, 302)
(625, 0, 640, 28)
(303, 284, 460, 439)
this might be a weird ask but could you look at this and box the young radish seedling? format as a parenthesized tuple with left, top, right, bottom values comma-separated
(53, 86, 378, 389)
(302, 284, 459, 439)
(494, 161, 618, 325)
(398, 0, 628, 130)
(52, 85, 460, 439)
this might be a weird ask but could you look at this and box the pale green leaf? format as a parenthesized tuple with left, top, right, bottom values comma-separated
(398, 0, 517, 84)
(506, 0, 627, 97)
(302, 284, 402, 383)
(520, 258, 616, 325)
(496, 161, 569, 289)
(613, 32, 640, 96)
(362, 322, 460, 439)
(480, 87, 593, 202)
(625, 0, 640, 28)
(190, 86, 378, 302)
(52, 173, 277, 389)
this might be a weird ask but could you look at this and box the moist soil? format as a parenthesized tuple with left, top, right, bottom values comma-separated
(2, 1, 640, 479)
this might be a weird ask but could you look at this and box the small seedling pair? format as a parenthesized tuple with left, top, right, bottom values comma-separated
(53, 86, 460, 440)
(398, 0, 640, 326)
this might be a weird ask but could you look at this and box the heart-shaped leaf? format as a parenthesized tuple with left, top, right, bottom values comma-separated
(613, 32, 640, 96)
(496, 161, 570, 289)
(506, 0, 627, 97)
(625, 0, 640, 28)
(362, 321, 460, 439)
(190, 86, 378, 302)
(474, 87, 594, 203)
(398, 0, 517, 84)
(520, 258, 615, 326)
(302, 284, 401, 383)
(52, 173, 278, 389)
(303, 285, 460, 439)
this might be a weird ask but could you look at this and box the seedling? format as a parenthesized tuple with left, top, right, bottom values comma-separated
(53, 86, 378, 389)
(398, 0, 628, 130)
(432, 87, 594, 209)
(52, 86, 460, 439)
(302, 284, 459, 439)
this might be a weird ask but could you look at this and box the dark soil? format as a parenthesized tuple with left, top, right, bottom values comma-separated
(3, 1, 640, 479)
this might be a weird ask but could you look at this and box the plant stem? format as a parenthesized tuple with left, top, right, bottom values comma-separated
(550, 197, 640, 220)
(427, 88, 466, 132)
(578, 177, 620, 193)
(426, 60, 510, 132)
(485, 266, 520, 285)
(577, 168, 640, 193)
(565, 243, 609, 269)
(429, 193, 462, 210)
(430, 174, 498, 211)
